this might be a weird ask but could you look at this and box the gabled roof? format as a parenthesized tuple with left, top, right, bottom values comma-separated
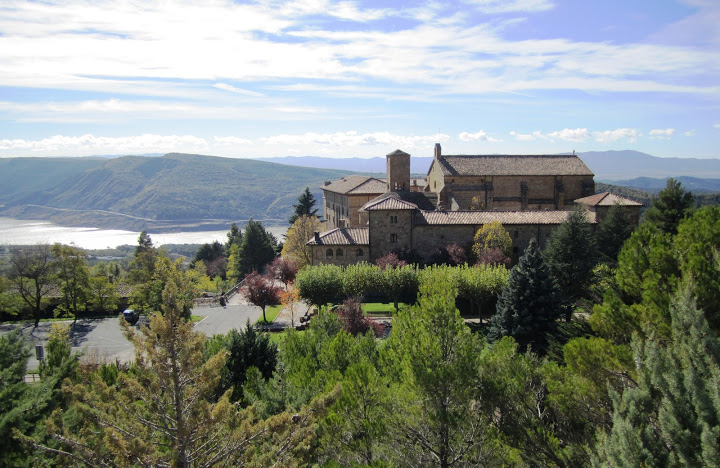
(306, 228, 369, 246)
(361, 191, 437, 211)
(387, 149, 410, 157)
(575, 192, 643, 207)
(321, 175, 385, 195)
(414, 210, 596, 226)
(432, 154, 594, 177)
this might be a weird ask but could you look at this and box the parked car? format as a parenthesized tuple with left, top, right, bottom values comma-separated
(122, 309, 139, 325)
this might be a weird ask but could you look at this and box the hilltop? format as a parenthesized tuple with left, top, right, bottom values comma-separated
(0, 153, 351, 231)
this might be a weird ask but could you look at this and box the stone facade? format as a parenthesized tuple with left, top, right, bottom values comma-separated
(309, 146, 640, 266)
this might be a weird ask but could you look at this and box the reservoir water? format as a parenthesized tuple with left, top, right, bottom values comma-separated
(0, 217, 288, 250)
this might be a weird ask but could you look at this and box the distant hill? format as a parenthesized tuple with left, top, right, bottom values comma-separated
(0, 153, 351, 231)
(257, 150, 720, 180)
(598, 176, 720, 193)
(0, 157, 107, 203)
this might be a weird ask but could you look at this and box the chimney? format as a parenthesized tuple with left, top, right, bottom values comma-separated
(434, 143, 442, 160)
(314, 231, 320, 243)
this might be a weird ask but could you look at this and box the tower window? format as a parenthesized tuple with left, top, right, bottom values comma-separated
(390, 233, 398, 243)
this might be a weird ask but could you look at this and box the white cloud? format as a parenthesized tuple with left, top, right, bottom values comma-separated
(213, 83, 265, 97)
(510, 127, 639, 143)
(684, 129, 696, 136)
(649, 128, 676, 139)
(463, 0, 555, 14)
(593, 128, 640, 143)
(458, 130, 500, 142)
(714, 123, 720, 128)
(547, 128, 591, 142)
(0, 134, 208, 155)
(214, 136, 253, 145)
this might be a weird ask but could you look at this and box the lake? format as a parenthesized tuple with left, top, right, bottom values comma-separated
(0, 217, 288, 250)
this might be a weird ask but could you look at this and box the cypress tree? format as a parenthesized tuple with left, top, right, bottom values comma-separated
(237, 219, 276, 276)
(488, 239, 562, 353)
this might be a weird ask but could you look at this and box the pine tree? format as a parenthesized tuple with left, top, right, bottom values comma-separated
(289, 187, 318, 225)
(644, 177, 695, 235)
(543, 207, 598, 321)
(595, 286, 720, 467)
(596, 203, 634, 263)
(488, 239, 562, 353)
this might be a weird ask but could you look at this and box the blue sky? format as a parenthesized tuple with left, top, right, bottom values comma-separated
(0, 0, 718, 159)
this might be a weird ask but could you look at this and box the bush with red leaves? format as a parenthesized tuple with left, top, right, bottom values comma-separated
(337, 297, 383, 337)
(476, 247, 511, 268)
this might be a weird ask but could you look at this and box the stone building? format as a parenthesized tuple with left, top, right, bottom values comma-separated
(308, 145, 639, 266)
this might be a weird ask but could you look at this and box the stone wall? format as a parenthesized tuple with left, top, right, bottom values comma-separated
(323, 191, 349, 229)
(368, 209, 414, 261)
(310, 244, 369, 266)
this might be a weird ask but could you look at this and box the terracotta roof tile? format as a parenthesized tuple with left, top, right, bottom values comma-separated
(575, 192, 643, 207)
(321, 175, 385, 195)
(307, 228, 369, 246)
(361, 191, 437, 211)
(415, 210, 596, 225)
(346, 178, 387, 194)
(436, 155, 594, 177)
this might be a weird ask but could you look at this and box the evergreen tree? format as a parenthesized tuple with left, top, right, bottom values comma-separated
(595, 286, 720, 467)
(596, 203, 634, 263)
(386, 276, 502, 466)
(289, 187, 318, 225)
(225, 223, 243, 256)
(488, 239, 562, 353)
(216, 320, 278, 402)
(237, 219, 276, 276)
(644, 177, 695, 235)
(543, 207, 599, 321)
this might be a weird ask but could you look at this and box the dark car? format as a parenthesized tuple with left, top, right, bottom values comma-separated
(122, 309, 139, 325)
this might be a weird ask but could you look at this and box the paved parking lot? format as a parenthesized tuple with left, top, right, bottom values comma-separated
(1, 297, 264, 371)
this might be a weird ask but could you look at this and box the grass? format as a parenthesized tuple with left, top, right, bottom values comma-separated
(256, 305, 282, 325)
(362, 302, 405, 316)
(190, 315, 205, 323)
(269, 328, 305, 346)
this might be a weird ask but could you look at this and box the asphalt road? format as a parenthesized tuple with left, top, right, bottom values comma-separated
(1, 300, 264, 371)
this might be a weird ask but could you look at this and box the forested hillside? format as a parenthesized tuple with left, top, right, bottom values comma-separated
(0, 153, 350, 230)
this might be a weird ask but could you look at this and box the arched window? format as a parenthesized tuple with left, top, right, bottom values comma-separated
(326, 248, 333, 257)
(356, 248, 363, 256)
(336, 248, 344, 257)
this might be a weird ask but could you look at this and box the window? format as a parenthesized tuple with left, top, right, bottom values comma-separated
(389, 215, 398, 224)
(390, 233, 398, 243)
(326, 248, 333, 257)
(356, 248, 364, 256)
(336, 248, 344, 257)
(514, 230, 519, 238)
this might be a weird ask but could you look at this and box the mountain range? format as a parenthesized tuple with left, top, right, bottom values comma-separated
(0, 153, 350, 231)
(256, 150, 720, 180)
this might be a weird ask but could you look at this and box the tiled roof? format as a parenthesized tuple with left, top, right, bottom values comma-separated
(435, 155, 594, 177)
(415, 210, 596, 225)
(575, 192, 643, 207)
(387, 149, 410, 157)
(307, 228, 369, 246)
(361, 191, 437, 211)
(347, 178, 387, 194)
(321, 175, 385, 195)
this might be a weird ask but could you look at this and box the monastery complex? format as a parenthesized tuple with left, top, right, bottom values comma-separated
(308, 144, 641, 266)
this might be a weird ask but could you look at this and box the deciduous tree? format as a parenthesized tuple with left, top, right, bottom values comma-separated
(241, 271, 281, 323)
(472, 220, 512, 260)
(52, 243, 90, 322)
(8, 244, 55, 327)
(281, 215, 321, 268)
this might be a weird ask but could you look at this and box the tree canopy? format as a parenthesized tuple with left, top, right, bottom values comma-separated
(289, 187, 318, 225)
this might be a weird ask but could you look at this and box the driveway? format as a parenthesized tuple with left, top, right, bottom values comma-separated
(1, 296, 264, 371)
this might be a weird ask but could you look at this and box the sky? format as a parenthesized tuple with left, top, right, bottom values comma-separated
(0, 0, 718, 160)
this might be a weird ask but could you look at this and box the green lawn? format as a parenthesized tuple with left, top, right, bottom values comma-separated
(269, 328, 305, 346)
(190, 315, 205, 323)
(256, 305, 282, 325)
(362, 302, 405, 315)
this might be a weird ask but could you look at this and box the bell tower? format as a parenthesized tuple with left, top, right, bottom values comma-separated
(386, 149, 411, 193)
